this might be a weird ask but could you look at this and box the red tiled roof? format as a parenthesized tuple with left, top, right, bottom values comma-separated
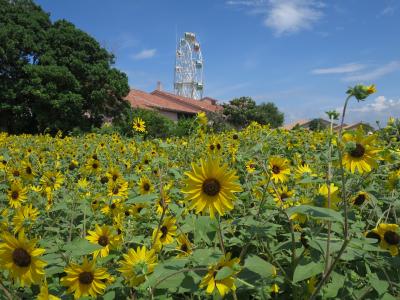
(151, 90, 223, 113)
(124, 89, 199, 114)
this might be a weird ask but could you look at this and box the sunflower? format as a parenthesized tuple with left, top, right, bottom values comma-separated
(245, 160, 256, 174)
(7, 180, 28, 208)
(315, 183, 340, 209)
(86, 224, 121, 258)
(12, 204, 39, 234)
(21, 161, 35, 181)
(155, 190, 171, 215)
(386, 171, 400, 191)
(85, 158, 101, 174)
(351, 191, 369, 206)
(176, 234, 192, 257)
(152, 216, 177, 249)
(342, 131, 379, 174)
(273, 185, 295, 208)
(269, 156, 291, 183)
(118, 246, 157, 287)
(37, 281, 60, 300)
(132, 117, 146, 133)
(182, 156, 242, 218)
(138, 176, 154, 195)
(106, 167, 122, 183)
(107, 179, 129, 199)
(197, 111, 208, 126)
(199, 253, 240, 297)
(0, 232, 47, 287)
(40, 171, 64, 192)
(61, 257, 110, 299)
(376, 223, 399, 256)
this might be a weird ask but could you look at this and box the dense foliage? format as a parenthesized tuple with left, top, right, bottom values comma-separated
(0, 0, 130, 134)
(222, 96, 284, 129)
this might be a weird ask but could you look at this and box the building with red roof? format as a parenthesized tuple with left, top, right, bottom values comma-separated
(124, 85, 222, 121)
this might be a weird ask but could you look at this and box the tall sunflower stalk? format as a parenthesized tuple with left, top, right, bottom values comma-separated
(310, 85, 376, 300)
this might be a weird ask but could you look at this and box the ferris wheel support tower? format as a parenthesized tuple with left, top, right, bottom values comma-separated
(174, 32, 204, 100)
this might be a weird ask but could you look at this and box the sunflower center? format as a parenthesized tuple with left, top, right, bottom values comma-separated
(13, 170, 20, 177)
(78, 271, 94, 285)
(100, 176, 109, 184)
(384, 231, 400, 245)
(112, 174, 118, 181)
(98, 235, 109, 246)
(350, 143, 365, 158)
(112, 187, 119, 195)
(143, 183, 150, 191)
(160, 226, 168, 238)
(209, 145, 215, 151)
(26, 167, 32, 174)
(354, 194, 366, 205)
(202, 179, 221, 196)
(11, 191, 19, 200)
(92, 163, 98, 169)
(366, 231, 381, 243)
(281, 193, 289, 200)
(181, 244, 188, 252)
(272, 165, 280, 174)
(12, 248, 31, 267)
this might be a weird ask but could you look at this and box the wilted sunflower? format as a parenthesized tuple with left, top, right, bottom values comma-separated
(132, 117, 146, 132)
(7, 180, 28, 208)
(182, 156, 242, 218)
(376, 223, 399, 256)
(61, 257, 109, 299)
(269, 156, 291, 183)
(0, 232, 47, 287)
(12, 204, 39, 234)
(152, 216, 177, 249)
(86, 224, 121, 258)
(138, 176, 154, 195)
(342, 131, 379, 174)
(155, 190, 171, 215)
(199, 253, 241, 297)
(118, 246, 157, 287)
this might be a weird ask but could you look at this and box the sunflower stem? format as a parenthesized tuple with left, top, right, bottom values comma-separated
(0, 280, 13, 300)
(217, 216, 226, 255)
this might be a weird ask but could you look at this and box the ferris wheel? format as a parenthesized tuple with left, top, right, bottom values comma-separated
(174, 32, 204, 100)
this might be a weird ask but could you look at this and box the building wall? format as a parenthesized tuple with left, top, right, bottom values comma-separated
(158, 110, 178, 121)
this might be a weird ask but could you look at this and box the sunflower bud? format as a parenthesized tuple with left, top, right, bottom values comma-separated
(346, 84, 376, 101)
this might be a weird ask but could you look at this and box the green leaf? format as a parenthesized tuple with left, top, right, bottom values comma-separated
(102, 291, 115, 300)
(369, 273, 389, 296)
(293, 261, 324, 283)
(126, 193, 158, 204)
(214, 266, 234, 281)
(194, 216, 217, 243)
(192, 249, 222, 266)
(287, 205, 344, 224)
(63, 238, 102, 257)
(243, 255, 274, 278)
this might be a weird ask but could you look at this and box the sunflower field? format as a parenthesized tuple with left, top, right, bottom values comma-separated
(0, 86, 400, 300)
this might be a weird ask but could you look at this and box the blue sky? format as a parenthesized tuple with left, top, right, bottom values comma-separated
(35, 0, 400, 125)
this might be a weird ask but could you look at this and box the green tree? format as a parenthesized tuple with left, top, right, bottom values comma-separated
(222, 96, 284, 128)
(309, 118, 328, 131)
(0, 0, 129, 134)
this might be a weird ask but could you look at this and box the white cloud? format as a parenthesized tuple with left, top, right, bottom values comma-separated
(348, 96, 400, 113)
(132, 49, 157, 60)
(312, 63, 365, 75)
(226, 0, 323, 35)
(264, 0, 323, 35)
(343, 61, 400, 82)
(379, 6, 395, 17)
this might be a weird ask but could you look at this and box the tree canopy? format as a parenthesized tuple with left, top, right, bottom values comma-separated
(0, 0, 130, 134)
(222, 96, 284, 128)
